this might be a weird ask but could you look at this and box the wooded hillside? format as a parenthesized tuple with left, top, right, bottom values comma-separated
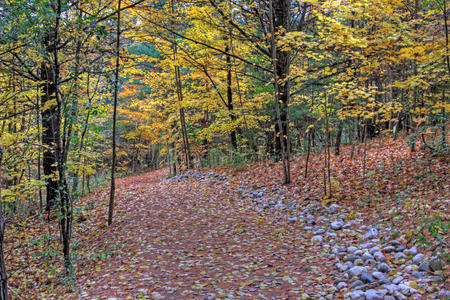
(0, 0, 448, 299)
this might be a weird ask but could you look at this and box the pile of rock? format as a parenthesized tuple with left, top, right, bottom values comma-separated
(331, 230, 447, 299)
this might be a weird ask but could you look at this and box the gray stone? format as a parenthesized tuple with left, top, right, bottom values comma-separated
(396, 246, 405, 252)
(348, 266, 366, 278)
(429, 256, 444, 271)
(379, 278, 391, 284)
(354, 258, 364, 266)
(377, 262, 392, 273)
(359, 243, 373, 249)
(329, 204, 341, 214)
(438, 290, 450, 298)
(412, 253, 425, 264)
(362, 252, 374, 261)
(383, 284, 400, 293)
(418, 261, 429, 272)
(369, 246, 380, 254)
(349, 290, 365, 300)
(382, 246, 396, 253)
(383, 296, 396, 300)
(391, 240, 402, 247)
(288, 216, 298, 223)
(364, 227, 378, 240)
(334, 277, 346, 284)
(372, 271, 386, 280)
(348, 246, 358, 253)
(361, 272, 375, 283)
(393, 252, 407, 260)
(344, 256, 360, 263)
(336, 263, 347, 272)
(312, 235, 323, 242)
(336, 282, 347, 290)
(354, 250, 363, 256)
(393, 291, 407, 299)
(331, 220, 344, 230)
(392, 276, 403, 284)
(313, 228, 326, 235)
(350, 280, 364, 289)
(365, 289, 383, 300)
(404, 265, 417, 273)
(365, 259, 376, 265)
(405, 246, 418, 256)
(398, 283, 414, 296)
(411, 271, 425, 278)
(374, 252, 387, 262)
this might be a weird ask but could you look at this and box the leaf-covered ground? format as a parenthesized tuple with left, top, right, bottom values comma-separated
(4, 137, 449, 298)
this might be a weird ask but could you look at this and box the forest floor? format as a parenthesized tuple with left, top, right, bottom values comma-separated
(4, 137, 450, 299)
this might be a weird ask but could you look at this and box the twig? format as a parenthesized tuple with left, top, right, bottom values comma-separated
(8, 285, 22, 299)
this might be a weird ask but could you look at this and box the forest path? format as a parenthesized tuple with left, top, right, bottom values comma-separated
(74, 169, 321, 299)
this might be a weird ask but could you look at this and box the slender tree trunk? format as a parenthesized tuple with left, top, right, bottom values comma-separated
(87, 175, 91, 193)
(304, 131, 311, 178)
(36, 94, 43, 211)
(225, 28, 238, 149)
(0, 147, 8, 300)
(108, 0, 121, 226)
(174, 66, 191, 168)
(324, 93, 332, 196)
(171, 0, 192, 169)
(443, 0, 450, 75)
(335, 123, 343, 156)
(362, 123, 368, 184)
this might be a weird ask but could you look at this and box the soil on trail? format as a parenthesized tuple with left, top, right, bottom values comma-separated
(75, 169, 317, 299)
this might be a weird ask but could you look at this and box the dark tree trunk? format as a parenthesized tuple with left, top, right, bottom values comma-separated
(225, 30, 238, 149)
(273, 0, 291, 161)
(41, 57, 60, 213)
(335, 124, 343, 156)
(304, 131, 311, 178)
(108, 0, 121, 226)
(175, 66, 192, 168)
(269, 0, 291, 184)
(36, 91, 43, 211)
(0, 147, 8, 300)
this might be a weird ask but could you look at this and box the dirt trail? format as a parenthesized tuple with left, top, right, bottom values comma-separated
(75, 169, 319, 299)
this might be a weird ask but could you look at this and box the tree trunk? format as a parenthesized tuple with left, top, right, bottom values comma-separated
(108, 0, 121, 226)
(0, 147, 9, 300)
(171, 0, 192, 169)
(36, 93, 43, 211)
(269, 0, 290, 184)
(304, 131, 311, 178)
(174, 66, 192, 168)
(335, 123, 343, 156)
(272, 0, 291, 162)
(225, 29, 238, 149)
(41, 56, 60, 213)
